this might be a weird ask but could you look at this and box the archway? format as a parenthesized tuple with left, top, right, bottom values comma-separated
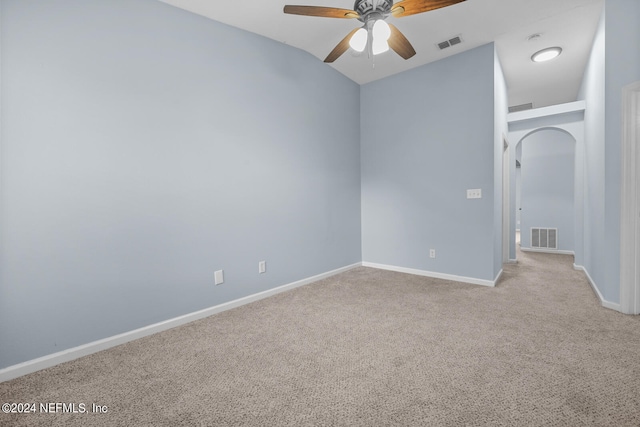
(514, 128, 577, 256)
(507, 110, 585, 266)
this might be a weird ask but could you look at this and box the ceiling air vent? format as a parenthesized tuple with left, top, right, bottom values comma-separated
(509, 103, 534, 113)
(437, 35, 463, 50)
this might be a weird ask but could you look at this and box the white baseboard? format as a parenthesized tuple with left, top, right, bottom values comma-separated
(362, 262, 498, 287)
(521, 247, 575, 256)
(0, 262, 362, 383)
(573, 264, 621, 312)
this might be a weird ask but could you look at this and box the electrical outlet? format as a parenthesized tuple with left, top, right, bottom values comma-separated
(467, 188, 482, 199)
(259, 261, 266, 274)
(214, 270, 224, 285)
(430, 249, 436, 259)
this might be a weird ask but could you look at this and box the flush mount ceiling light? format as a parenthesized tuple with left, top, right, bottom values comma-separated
(531, 46, 562, 63)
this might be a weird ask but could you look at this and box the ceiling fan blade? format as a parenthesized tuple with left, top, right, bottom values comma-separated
(391, 0, 465, 18)
(324, 28, 360, 63)
(283, 5, 359, 19)
(388, 24, 416, 59)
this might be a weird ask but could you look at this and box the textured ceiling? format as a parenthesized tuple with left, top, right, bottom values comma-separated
(158, 0, 604, 109)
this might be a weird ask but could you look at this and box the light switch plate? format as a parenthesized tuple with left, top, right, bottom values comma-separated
(214, 270, 224, 285)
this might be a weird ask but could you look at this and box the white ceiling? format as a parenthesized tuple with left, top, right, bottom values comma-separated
(158, 0, 604, 109)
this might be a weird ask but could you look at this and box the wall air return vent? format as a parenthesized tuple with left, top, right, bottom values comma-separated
(531, 228, 558, 249)
(509, 103, 534, 113)
(437, 35, 463, 50)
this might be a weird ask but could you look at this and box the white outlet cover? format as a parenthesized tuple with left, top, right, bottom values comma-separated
(467, 189, 482, 199)
(259, 261, 266, 274)
(214, 270, 224, 285)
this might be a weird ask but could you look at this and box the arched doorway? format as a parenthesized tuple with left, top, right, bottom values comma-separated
(515, 128, 577, 255)
(506, 103, 585, 270)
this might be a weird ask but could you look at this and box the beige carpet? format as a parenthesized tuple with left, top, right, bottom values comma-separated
(1, 248, 640, 426)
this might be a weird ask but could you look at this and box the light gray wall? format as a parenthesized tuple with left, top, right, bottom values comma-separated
(518, 129, 575, 252)
(0, 3, 3, 319)
(494, 49, 509, 270)
(579, 8, 605, 297)
(603, 0, 640, 303)
(0, 0, 361, 369)
(361, 43, 499, 282)
(578, 0, 640, 304)
(516, 146, 522, 230)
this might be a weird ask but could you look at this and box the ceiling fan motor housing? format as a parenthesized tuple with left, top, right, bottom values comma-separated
(354, 0, 393, 21)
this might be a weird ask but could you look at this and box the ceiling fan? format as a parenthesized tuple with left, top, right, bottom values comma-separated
(283, 0, 466, 63)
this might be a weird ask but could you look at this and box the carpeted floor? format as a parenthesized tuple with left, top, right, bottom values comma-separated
(1, 246, 640, 426)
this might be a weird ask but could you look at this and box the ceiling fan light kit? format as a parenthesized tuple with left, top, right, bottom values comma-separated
(349, 28, 368, 52)
(283, 0, 466, 63)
